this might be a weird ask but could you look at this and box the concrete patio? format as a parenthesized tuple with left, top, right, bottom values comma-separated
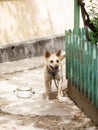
(0, 56, 97, 130)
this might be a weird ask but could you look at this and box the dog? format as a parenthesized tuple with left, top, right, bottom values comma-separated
(44, 49, 66, 102)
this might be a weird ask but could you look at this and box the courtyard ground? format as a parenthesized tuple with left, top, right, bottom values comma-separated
(0, 57, 97, 130)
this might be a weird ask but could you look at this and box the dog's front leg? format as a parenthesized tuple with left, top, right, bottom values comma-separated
(45, 80, 50, 100)
(49, 80, 52, 92)
(57, 79, 63, 97)
(57, 80, 66, 102)
(57, 81, 63, 97)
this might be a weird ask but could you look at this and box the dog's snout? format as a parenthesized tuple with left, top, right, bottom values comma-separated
(55, 65, 59, 70)
(50, 65, 59, 71)
(50, 65, 54, 70)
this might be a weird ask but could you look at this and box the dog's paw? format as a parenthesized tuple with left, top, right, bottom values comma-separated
(45, 96, 50, 101)
(60, 91, 63, 97)
(42, 93, 50, 101)
(57, 96, 66, 102)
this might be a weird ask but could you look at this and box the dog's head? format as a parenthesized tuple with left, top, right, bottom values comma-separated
(45, 50, 65, 72)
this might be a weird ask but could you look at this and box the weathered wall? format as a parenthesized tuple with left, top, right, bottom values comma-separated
(0, 34, 65, 63)
(0, 0, 96, 46)
(0, 0, 74, 46)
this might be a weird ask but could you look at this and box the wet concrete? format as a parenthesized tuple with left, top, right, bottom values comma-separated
(0, 56, 97, 130)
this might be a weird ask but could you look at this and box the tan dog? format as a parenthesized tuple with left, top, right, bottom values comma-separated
(44, 50, 66, 102)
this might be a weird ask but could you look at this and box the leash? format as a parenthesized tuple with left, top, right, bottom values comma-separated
(53, 77, 58, 90)
(48, 70, 59, 90)
(52, 73, 58, 90)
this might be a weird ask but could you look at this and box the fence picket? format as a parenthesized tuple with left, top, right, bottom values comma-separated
(65, 31, 68, 79)
(96, 45, 98, 107)
(65, 29, 98, 108)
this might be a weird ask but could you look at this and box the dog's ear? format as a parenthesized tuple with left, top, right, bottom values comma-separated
(56, 50, 61, 57)
(60, 54, 65, 60)
(45, 51, 51, 58)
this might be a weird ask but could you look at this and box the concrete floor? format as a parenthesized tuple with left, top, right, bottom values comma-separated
(0, 57, 97, 130)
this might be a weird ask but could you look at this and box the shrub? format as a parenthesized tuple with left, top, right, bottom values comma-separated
(88, 0, 98, 43)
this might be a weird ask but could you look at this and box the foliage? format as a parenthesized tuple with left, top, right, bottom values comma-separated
(88, 0, 98, 43)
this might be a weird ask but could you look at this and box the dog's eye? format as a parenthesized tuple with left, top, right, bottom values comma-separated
(50, 60, 53, 63)
(56, 60, 59, 63)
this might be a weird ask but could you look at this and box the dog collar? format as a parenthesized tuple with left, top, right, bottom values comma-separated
(47, 70, 58, 78)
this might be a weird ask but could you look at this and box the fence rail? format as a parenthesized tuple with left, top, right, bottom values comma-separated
(65, 29, 98, 108)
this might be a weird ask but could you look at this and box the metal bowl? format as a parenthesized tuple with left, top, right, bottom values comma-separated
(16, 86, 32, 98)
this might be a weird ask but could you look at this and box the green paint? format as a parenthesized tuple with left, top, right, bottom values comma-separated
(74, 0, 80, 36)
(65, 29, 98, 108)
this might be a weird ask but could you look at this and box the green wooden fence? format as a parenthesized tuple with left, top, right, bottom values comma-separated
(65, 29, 98, 108)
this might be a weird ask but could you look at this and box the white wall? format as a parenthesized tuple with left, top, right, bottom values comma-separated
(0, 0, 97, 46)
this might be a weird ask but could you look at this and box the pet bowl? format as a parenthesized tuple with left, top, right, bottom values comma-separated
(16, 86, 33, 98)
